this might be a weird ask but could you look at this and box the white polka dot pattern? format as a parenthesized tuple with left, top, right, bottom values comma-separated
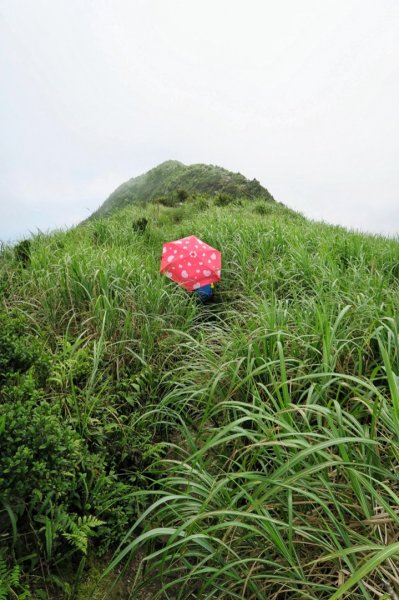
(160, 235, 221, 291)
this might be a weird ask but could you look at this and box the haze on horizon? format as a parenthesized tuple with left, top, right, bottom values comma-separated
(1, 0, 398, 242)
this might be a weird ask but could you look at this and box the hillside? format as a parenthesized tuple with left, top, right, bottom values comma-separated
(90, 160, 274, 218)
(1, 187, 399, 598)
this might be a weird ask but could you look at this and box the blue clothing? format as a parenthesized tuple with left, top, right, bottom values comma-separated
(195, 284, 214, 302)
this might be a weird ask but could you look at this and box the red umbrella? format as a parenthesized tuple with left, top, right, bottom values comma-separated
(160, 235, 221, 292)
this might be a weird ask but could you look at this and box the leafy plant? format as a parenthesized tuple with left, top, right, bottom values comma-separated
(0, 311, 49, 387)
(60, 514, 105, 555)
(0, 398, 83, 505)
(0, 555, 32, 600)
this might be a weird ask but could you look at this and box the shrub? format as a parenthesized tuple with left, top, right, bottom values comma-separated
(0, 385, 145, 566)
(155, 190, 191, 207)
(155, 195, 178, 207)
(254, 202, 274, 216)
(215, 192, 234, 206)
(0, 311, 50, 387)
(0, 398, 84, 508)
(14, 239, 31, 267)
(189, 195, 209, 212)
(176, 189, 189, 202)
(132, 217, 148, 233)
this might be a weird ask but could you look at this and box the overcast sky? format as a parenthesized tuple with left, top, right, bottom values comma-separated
(1, 0, 398, 242)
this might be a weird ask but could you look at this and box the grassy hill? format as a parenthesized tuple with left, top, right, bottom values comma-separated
(1, 190, 399, 599)
(90, 160, 274, 218)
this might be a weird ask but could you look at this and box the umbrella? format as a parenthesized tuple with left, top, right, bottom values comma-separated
(160, 235, 221, 292)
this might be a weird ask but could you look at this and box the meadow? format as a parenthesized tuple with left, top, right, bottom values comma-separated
(1, 194, 399, 599)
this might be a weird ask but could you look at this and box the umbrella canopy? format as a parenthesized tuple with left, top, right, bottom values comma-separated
(160, 235, 221, 292)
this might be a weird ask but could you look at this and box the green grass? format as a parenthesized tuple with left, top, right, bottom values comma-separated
(1, 196, 399, 598)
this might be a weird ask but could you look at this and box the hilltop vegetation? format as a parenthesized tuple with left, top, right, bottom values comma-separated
(91, 160, 274, 218)
(1, 190, 399, 599)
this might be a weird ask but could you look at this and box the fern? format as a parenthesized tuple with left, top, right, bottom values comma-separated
(60, 514, 105, 555)
(8, 565, 21, 589)
(0, 554, 30, 599)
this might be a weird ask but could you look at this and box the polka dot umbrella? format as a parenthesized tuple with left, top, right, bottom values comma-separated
(160, 235, 221, 291)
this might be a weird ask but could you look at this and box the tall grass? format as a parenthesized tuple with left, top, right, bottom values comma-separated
(1, 198, 399, 598)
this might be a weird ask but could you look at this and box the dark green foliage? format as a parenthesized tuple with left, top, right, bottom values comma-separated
(0, 386, 105, 584)
(254, 201, 274, 215)
(215, 192, 234, 206)
(14, 239, 31, 267)
(176, 188, 189, 202)
(82, 471, 140, 556)
(154, 195, 178, 207)
(0, 311, 50, 386)
(0, 309, 159, 588)
(132, 217, 148, 233)
(0, 398, 83, 505)
(153, 189, 191, 208)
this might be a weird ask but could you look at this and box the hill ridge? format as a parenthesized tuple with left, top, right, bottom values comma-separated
(91, 160, 274, 219)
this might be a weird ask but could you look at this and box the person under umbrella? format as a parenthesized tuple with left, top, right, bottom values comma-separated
(160, 235, 221, 302)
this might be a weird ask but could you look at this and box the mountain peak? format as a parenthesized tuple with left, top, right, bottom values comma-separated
(90, 161, 274, 219)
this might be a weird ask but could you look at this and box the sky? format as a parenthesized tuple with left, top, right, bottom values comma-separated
(1, 0, 399, 242)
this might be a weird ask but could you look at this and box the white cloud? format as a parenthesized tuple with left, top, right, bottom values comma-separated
(1, 0, 398, 240)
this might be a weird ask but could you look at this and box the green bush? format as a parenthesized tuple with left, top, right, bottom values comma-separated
(154, 190, 190, 208)
(0, 311, 50, 387)
(0, 385, 147, 570)
(154, 194, 179, 207)
(176, 188, 189, 202)
(0, 398, 84, 507)
(0, 310, 153, 581)
(214, 192, 234, 206)
(14, 239, 31, 267)
(188, 194, 209, 212)
(254, 202, 274, 216)
(132, 217, 148, 233)
(0, 392, 102, 575)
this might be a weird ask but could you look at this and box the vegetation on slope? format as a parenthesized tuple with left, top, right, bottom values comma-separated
(90, 161, 274, 219)
(1, 192, 399, 599)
